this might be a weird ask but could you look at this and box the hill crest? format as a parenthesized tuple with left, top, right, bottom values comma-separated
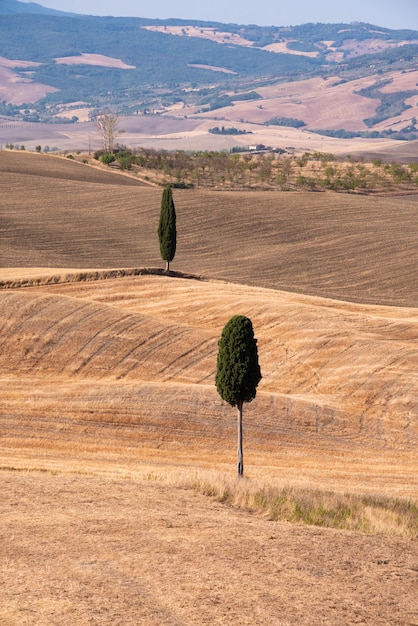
(0, 0, 74, 16)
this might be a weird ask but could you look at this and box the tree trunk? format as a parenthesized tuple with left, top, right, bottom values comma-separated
(237, 399, 243, 477)
(165, 260, 170, 272)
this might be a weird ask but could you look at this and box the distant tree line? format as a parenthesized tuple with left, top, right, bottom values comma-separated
(265, 117, 306, 128)
(92, 145, 418, 193)
(209, 126, 251, 135)
(355, 79, 418, 127)
(315, 116, 418, 141)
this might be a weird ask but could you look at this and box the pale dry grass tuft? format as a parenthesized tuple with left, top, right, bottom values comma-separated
(175, 469, 418, 538)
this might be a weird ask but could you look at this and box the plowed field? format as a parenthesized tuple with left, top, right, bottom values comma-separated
(1, 151, 418, 306)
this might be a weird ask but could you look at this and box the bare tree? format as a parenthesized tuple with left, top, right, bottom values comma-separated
(94, 111, 121, 154)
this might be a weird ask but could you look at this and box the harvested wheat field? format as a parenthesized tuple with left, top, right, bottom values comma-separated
(1, 471, 417, 626)
(0, 152, 417, 625)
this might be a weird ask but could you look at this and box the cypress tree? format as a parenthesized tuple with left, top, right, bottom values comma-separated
(157, 186, 177, 272)
(215, 315, 261, 477)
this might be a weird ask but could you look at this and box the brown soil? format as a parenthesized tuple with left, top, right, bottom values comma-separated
(1, 151, 418, 307)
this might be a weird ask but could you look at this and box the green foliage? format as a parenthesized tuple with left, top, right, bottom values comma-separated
(296, 175, 318, 190)
(216, 315, 261, 407)
(364, 91, 417, 127)
(355, 79, 418, 127)
(115, 149, 136, 170)
(100, 153, 115, 165)
(157, 187, 177, 268)
(265, 117, 306, 128)
(5, 143, 25, 150)
(317, 152, 335, 162)
(389, 162, 411, 182)
(89, 147, 417, 193)
(346, 43, 418, 75)
(231, 91, 262, 101)
(286, 40, 318, 53)
(200, 95, 235, 111)
(313, 127, 418, 141)
(209, 126, 250, 135)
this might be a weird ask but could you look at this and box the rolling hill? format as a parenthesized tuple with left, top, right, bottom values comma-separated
(1, 151, 418, 306)
(0, 149, 417, 625)
(0, 0, 73, 16)
(1, 150, 417, 483)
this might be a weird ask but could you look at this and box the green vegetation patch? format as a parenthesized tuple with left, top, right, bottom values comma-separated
(286, 40, 318, 53)
(209, 126, 251, 135)
(231, 90, 262, 101)
(265, 117, 306, 128)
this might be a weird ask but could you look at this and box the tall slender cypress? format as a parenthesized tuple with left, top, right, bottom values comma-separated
(158, 187, 177, 272)
(215, 315, 261, 477)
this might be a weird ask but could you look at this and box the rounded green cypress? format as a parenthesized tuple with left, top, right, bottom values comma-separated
(215, 315, 261, 477)
(216, 315, 261, 406)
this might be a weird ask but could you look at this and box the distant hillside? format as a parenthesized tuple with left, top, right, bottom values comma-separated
(0, 2, 417, 140)
(0, 0, 73, 16)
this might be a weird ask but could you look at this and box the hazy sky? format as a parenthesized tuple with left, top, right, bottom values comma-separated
(22, 0, 418, 30)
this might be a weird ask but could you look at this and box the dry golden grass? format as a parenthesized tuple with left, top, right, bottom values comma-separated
(0, 66, 58, 105)
(54, 53, 136, 69)
(1, 274, 416, 493)
(188, 72, 418, 134)
(1, 152, 417, 625)
(189, 471, 418, 536)
(205, 76, 378, 131)
(143, 25, 255, 48)
(2, 470, 416, 626)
